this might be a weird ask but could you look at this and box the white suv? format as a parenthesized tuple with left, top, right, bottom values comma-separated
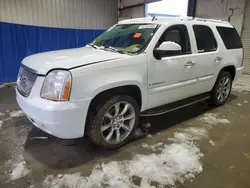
(16, 17, 244, 148)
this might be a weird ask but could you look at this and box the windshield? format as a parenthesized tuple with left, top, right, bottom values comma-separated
(90, 24, 159, 54)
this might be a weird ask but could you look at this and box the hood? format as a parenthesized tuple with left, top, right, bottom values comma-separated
(21, 47, 126, 75)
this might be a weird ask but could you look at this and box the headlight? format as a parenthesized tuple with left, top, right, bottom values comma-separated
(41, 70, 72, 101)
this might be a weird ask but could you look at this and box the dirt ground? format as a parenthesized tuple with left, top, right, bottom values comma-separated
(0, 75, 250, 188)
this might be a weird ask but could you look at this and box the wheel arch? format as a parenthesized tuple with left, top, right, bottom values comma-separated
(84, 84, 143, 138)
(220, 65, 236, 80)
(89, 84, 143, 112)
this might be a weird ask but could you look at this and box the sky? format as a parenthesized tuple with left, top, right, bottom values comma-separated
(147, 0, 189, 16)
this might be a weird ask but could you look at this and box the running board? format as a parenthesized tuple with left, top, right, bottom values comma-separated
(140, 93, 210, 117)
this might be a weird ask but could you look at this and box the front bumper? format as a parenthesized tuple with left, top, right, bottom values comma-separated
(16, 77, 91, 139)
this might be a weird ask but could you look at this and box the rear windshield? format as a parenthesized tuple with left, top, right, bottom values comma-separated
(216, 26, 243, 49)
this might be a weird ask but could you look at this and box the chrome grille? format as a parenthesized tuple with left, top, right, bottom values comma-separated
(17, 66, 37, 97)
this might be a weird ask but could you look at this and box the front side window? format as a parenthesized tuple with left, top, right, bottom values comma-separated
(155, 24, 191, 57)
(193, 25, 217, 53)
(90, 24, 159, 54)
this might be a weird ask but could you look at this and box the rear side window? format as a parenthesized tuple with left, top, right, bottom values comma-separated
(216, 26, 243, 49)
(193, 25, 217, 53)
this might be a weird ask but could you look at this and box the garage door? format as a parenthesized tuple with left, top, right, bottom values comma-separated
(242, 0, 250, 74)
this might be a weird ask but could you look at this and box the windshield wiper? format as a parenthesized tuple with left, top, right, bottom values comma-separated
(104, 46, 127, 54)
(88, 44, 128, 54)
(87, 43, 99, 49)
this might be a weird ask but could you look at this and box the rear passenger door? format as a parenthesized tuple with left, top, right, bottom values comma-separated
(189, 24, 220, 94)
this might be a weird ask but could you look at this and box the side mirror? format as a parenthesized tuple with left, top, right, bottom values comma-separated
(154, 41, 182, 60)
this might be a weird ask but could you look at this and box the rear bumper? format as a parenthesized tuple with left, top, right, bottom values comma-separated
(16, 83, 91, 139)
(234, 67, 244, 81)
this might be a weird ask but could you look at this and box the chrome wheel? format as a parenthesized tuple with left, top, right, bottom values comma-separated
(101, 101, 136, 145)
(217, 76, 231, 103)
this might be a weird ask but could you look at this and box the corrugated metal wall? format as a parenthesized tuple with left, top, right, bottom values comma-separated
(196, 0, 245, 34)
(0, 0, 117, 29)
(242, 0, 250, 74)
(119, 6, 145, 21)
(0, 0, 118, 84)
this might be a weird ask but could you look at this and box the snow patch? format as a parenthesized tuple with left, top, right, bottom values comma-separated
(237, 103, 242, 106)
(0, 120, 3, 129)
(43, 127, 205, 188)
(209, 140, 216, 146)
(146, 134, 152, 139)
(244, 101, 248, 104)
(150, 142, 164, 151)
(142, 143, 149, 148)
(9, 110, 25, 118)
(10, 161, 31, 181)
(199, 113, 230, 125)
(44, 173, 87, 188)
(142, 142, 164, 152)
(0, 112, 4, 117)
(169, 127, 208, 143)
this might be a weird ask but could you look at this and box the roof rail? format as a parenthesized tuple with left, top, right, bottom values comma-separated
(118, 16, 230, 25)
(162, 16, 230, 24)
(194, 17, 230, 24)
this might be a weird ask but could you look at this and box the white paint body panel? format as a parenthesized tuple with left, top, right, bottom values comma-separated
(21, 47, 126, 75)
(16, 17, 244, 139)
(16, 77, 91, 139)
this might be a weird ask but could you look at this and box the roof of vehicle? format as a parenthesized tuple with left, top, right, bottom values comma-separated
(118, 16, 233, 28)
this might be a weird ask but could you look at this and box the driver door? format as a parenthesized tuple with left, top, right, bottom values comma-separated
(147, 24, 197, 109)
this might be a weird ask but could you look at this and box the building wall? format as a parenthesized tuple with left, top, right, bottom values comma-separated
(0, 0, 117, 29)
(119, 5, 145, 21)
(118, 0, 160, 20)
(120, 0, 160, 7)
(0, 0, 118, 84)
(196, 0, 246, 34)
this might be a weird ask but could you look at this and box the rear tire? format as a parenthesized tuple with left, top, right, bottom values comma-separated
(208, 71, 232, 106)
(87, 95, 139, 149)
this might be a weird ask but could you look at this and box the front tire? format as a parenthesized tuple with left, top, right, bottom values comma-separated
(87, 95, 139, 149)
(208, 71, 232, 106)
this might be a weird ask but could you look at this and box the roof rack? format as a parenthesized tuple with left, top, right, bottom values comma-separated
(193, 17, 229, 24)
(156, 16, 230, 24)
(118, 16, 230, 25)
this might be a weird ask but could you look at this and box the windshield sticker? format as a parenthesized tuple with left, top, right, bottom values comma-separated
(133, 33, 142, 38)
(133, 47, 139, 52)
(138, 25, 157, 29)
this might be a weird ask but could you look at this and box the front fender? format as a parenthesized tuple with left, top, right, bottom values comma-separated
(70, 63, 148, 111)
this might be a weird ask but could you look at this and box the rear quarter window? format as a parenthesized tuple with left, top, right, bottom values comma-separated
(216, 26, 243, 49)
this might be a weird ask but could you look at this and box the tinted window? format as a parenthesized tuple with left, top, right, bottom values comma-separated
(216, 26, 243, 49)
(156, 25, 191, 56)
(193, 25, 217, 52)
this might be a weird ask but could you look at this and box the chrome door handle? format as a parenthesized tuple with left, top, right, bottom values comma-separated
(215, 56, 223, 63)
(185, 61, 196, 67)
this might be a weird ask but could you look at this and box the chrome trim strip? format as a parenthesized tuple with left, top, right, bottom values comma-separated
(149, 79, 197, 94)
(149, 74, 214, 94)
